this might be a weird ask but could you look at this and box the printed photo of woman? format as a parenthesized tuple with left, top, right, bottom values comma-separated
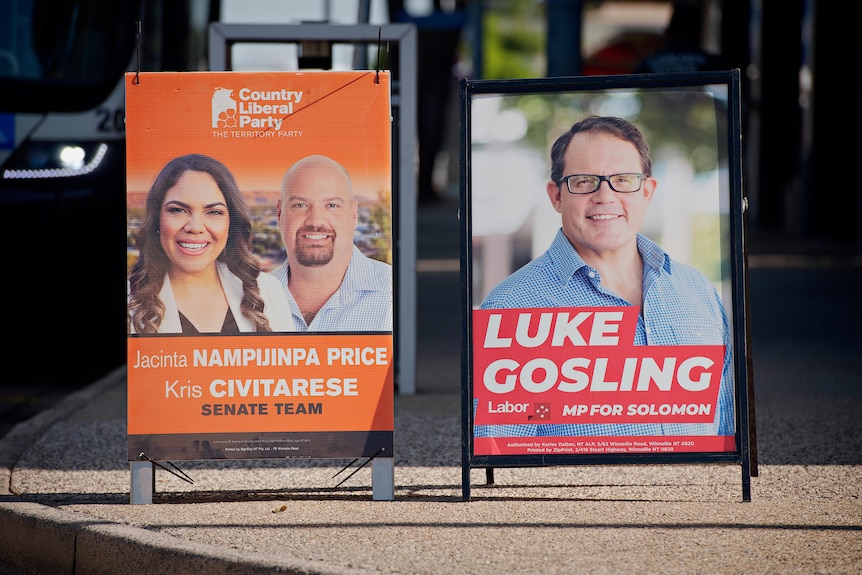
(128, 153, 293, 334)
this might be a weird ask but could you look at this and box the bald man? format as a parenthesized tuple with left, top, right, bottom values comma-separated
(269, 154, 392, 332)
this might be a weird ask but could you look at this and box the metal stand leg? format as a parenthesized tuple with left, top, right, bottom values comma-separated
(130, 460, 154, 504)
(371, 458, 394, 501)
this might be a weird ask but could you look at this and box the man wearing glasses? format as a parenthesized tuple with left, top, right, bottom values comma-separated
(476, 115, 734, 438)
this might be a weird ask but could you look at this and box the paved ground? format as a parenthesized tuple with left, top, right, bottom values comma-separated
(1, 198, 861, 574)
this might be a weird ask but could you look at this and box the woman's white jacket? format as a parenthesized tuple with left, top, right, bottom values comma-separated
(129, 261, 293, 334)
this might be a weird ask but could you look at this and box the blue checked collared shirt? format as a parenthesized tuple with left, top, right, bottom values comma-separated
(475, 229, 735, 437)
(269, 245, 393, 332)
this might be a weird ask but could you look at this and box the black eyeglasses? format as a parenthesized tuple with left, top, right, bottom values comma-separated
(560, 173, 646, 195)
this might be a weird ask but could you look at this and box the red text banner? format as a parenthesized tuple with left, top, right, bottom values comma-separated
(472, 307, 724, 426)
(128, 334, 394, 435)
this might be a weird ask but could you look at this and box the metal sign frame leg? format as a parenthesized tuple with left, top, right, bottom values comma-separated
(130, 460, 154, 504)
(372, 458, 394, 500)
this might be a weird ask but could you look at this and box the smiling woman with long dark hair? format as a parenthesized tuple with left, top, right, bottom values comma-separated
(128, 154, 292, 334)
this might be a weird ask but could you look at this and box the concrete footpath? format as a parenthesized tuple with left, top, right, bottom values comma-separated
(1, 199, 862, 574)
(2, 364, 862, 575)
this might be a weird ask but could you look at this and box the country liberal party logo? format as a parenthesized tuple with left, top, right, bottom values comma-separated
(211, 86, 303, 132)
(212, 87, 238, 128)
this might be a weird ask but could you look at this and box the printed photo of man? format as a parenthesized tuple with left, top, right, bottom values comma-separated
(269, 154, 393, 332)
(474, 115, 734, 439)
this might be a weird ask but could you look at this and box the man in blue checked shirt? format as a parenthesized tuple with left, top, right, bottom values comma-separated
(475, 116, 735, 438)
(269, 155, 392, 332)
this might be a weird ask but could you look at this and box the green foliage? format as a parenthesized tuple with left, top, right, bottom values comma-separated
(495, 87, 728, 175)
(482, 0, 546, 79)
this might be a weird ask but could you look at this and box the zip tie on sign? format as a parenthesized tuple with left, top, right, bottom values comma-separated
(134, 21, 142, 85)
(375, 28, 390, 85)
(375, 27, 382, 84)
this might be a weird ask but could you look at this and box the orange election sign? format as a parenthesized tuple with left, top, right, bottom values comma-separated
(125, 71, 393, 462)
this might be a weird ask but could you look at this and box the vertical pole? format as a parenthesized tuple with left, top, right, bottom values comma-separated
(546, 0, 583, 77)
(396, 24, 418, 394)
